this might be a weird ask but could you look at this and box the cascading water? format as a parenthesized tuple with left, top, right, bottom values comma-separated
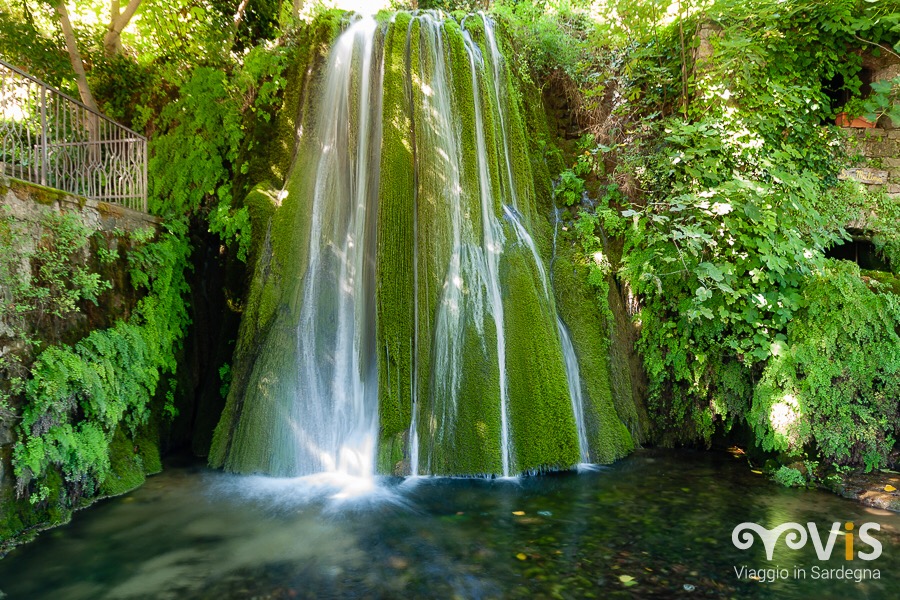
(290, 16, 383, 478)
(480, 13, 519, 211)
(556, 321, 592, 464)
(211, 10, 638, 480)
(461, 25, 513, 477)
(551, 209, 592, 464)
(413, 12, 497, 477)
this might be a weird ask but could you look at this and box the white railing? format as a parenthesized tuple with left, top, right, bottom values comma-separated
(0, 59, 147, 212)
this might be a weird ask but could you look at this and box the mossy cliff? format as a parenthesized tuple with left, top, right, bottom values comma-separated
(208, 13, 345, 474)
(210, 11, 645, 477)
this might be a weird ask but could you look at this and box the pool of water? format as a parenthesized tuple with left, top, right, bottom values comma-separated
(0, 449, 898, 599)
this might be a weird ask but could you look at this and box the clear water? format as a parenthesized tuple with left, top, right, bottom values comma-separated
(1, 449, 898, 599)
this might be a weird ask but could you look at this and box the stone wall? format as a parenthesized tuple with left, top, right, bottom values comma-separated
(0, 176, 158, 550)
(1, 176, 158, 235)
(841, 128, 900, 202)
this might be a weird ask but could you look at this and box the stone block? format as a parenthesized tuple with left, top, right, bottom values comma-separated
(874, 64, 900, 82)
(839, 168, 889, 184)
(866, 140, 898, 158)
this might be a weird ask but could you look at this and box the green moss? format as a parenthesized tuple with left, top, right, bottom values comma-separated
(553, 250, 635, 463)
(242, 182, 280, 269)
(378, 431, 406, 476)
(375, 12, 416, 474)
(15, 180, 60, 203)
(425, 318, 503, 476)
(444, 21, 482, 235)
(503, 246, 580, 471)
(100, 426, 146, 497)
(513, 58, 559, 206)
(9, 178, 68, 205)
(862, 269, 900, 295)
(0, 462, 73, 553)
(100, 415, 161, 497)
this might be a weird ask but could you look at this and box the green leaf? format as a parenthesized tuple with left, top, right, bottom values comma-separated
(700, 262, 724, 282)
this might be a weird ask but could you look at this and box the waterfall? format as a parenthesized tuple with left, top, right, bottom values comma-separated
(557, 320, 592, 463)
(290, 16, 383, 478)
(211, 11, 629, 480)
(481, 13, 519, 211)
(461, 26, 513, 477)
(551, 209, 591, 463)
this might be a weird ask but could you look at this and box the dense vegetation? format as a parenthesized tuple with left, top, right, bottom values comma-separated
(2, 0, 900, 549)
(499, 0, 900, 485)
(0, 0, 292, 545)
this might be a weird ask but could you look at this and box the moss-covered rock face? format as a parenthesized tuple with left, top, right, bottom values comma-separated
(211, 11, 642, 477)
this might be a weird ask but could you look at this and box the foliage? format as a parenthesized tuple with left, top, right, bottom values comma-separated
(602, 1, 900, 455)
(862, 75, 900, 126)
(0, 0, 307, 528)
(1, 0, 291, 258)
(1, 0, 291, 536)
(752, 261, 900, 472)
(148, 43, 289, 258)
(554, 163, 587, 206)
(493, 0, 595, 81)
(0, 209, 110, 415)
(509, 0, 900, 473)
(773, 465, 807, 488)
(13, 224, 191, 503)
(218, 362, 232, 399)
(0, 0, 75, 93)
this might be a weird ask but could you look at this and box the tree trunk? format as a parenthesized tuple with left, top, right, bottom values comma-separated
(103, 0, 142, 56)
(232, 0, 251, 37)
(55, 1, 99, 112)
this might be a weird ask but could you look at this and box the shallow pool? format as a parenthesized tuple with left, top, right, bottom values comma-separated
(0, 449, 897, 599)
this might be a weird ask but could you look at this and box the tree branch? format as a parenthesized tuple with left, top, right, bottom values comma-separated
(104, 0, 142, 55)
(232, 0, 251, 36)
(853, 34, 900, 63)
(55, 1, 98, 111)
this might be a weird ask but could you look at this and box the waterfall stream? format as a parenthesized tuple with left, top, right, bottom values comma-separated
(291, 16, 383, 478)
(505, 204, 591, 463)
(213, 11, 612, 479)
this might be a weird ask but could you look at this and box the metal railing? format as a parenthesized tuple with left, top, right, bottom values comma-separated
(0, 59, 147, 212)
